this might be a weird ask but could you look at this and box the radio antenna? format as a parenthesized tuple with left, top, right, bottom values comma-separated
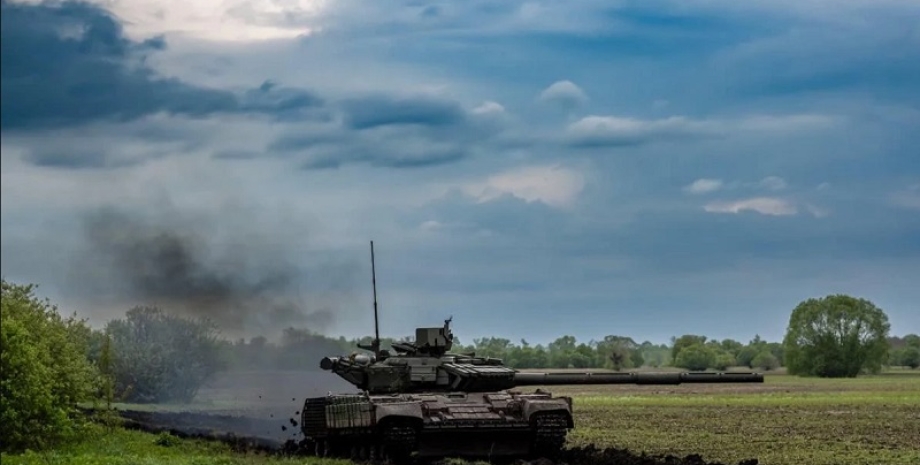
(370, 240, 381, 356)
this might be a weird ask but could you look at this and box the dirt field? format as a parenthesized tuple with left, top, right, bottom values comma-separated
(107, 369, 920, 465)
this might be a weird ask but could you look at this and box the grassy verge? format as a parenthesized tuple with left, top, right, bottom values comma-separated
(551, 371, 920, 465)
(0, 427, 348, 465)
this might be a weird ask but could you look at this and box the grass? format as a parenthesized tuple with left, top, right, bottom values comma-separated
(11, 370, 920, 465)
(0, 427, 349, 465)
(549, 370, 920, 465)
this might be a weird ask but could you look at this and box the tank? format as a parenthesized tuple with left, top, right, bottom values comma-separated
(297, 243, 765, 461)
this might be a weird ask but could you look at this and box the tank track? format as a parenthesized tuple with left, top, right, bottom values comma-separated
(381, 421, 417, 461)
(531, 412, 570, 458)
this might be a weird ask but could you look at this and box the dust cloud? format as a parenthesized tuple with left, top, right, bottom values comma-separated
(76, 206, 360, 338)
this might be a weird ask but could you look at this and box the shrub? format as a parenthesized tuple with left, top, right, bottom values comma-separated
(674, 343, 717, 371)
(104, 306, 226, 403)
(0, 280, 98, 452)
(752, 350, 780, 371)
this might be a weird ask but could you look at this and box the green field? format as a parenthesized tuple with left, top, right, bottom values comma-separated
(553, 370, 920, 465)
(0, 427, 346, 465)
(3, 370, 919, 465)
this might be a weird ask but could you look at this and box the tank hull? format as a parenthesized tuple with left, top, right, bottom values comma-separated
(299, 390, 572, 460)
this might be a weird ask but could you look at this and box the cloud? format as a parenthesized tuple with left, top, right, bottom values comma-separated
(472, 101, 506, 115)
(565, 115, 721, 147)
(459, 165, 586, 209)
(684, 178, 724, 194)
(3, 0, 919, 344)
(687, 176, 788, 194)
(890, 184, 920, 210)
(0, 0, 323, 131)
(46, 0, 326, 43)
(262, 93, 515, 169)
(538, 80, 588, 108)
(340, 94, 467, 130)
(758, 176, 788, 190)
(703, 197, 798, 216)
(564, 113, 837, 148)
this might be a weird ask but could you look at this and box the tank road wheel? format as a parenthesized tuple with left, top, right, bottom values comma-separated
(314, 439, 327, 457)
(531, 412, 569, 459)
(349, 443, 371, 461)
(377, 418, 419, 464)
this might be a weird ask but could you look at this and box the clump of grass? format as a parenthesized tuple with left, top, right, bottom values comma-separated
(154, 431, 180, 447)
(0, 426, 351, 465)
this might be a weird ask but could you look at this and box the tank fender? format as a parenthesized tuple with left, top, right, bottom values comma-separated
(374, 401, 424, 424)
(522, 398, 574, 428)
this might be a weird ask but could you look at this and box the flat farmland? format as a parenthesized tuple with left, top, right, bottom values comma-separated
(540, 369, 920, 465)
(93, 369, 920, 465)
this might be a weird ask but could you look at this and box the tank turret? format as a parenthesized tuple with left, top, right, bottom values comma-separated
(297, 242, 765, 461)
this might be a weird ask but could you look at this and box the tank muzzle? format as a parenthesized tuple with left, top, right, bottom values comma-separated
(320, 356, 338, 370)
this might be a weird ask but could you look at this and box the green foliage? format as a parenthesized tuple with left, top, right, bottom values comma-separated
(670, 334, 707, 362)
(673, 343, 716, 370)
(751, 350, 780, 371)
(629, 348, 645, 368)
(0, 426, 351, 465)
(154, 431, 180, 447)
(783, 294, 891, 378)
(890, 347, 920, 369)
(0, 280, 98, 453)
(904, 334, 920, 349)
(713, 352, 736, 370)
(103, 306, 226, 403)
(735, 345, 759, 368)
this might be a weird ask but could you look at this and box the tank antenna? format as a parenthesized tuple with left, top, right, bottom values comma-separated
(370, 240, 381, 357)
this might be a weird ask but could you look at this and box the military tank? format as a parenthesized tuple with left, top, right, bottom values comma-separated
(298, 242, 764, 461)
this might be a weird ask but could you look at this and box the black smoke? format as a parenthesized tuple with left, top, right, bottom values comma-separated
(79, 207, 359, 336)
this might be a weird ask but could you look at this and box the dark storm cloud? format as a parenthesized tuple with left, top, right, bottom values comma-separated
(267, 128, 470, 170)
(340, 95, 467, 130)
(261, 95, 507, 169)
(0, 0, 323, 131)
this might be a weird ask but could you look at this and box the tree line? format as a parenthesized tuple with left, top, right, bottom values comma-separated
(2, 279, 918, 453)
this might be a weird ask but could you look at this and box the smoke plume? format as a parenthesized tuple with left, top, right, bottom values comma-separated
(78, 206, 359, 337)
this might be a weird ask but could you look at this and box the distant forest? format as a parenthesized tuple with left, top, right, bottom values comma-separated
(223, 323, 920, 373)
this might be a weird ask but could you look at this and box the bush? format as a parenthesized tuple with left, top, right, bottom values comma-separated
(0, 280, 98, 453)
(751, 350, 780, 371)
(713, 352, 737, 371)
(674, 343, 717, 371)
(891, 346, 920, 369)
(103, 306, 226, 403)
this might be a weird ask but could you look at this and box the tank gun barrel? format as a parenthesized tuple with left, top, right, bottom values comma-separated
(513, 371, 764, 385)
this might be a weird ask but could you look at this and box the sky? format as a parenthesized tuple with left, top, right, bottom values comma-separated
(1, 0, 918, 346)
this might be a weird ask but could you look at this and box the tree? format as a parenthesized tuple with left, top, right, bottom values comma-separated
(720, 339, 744, 356)
(596, 335, 639, 370)
(904, 334, 920, 349)
(104, 306, 226, 403)
(735, 345, 759, 368)
(630, 349, 645, 368)
(671, 335, 708, 363)
(674, 343, 717, 371)
(891, 346, 920, 369)
(783, 295, 891, 378)
(1, 280, 98, 452)
(713, 352, 736, 370)
(902, 347, 920, 369)
(751, 350, 780, 371)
